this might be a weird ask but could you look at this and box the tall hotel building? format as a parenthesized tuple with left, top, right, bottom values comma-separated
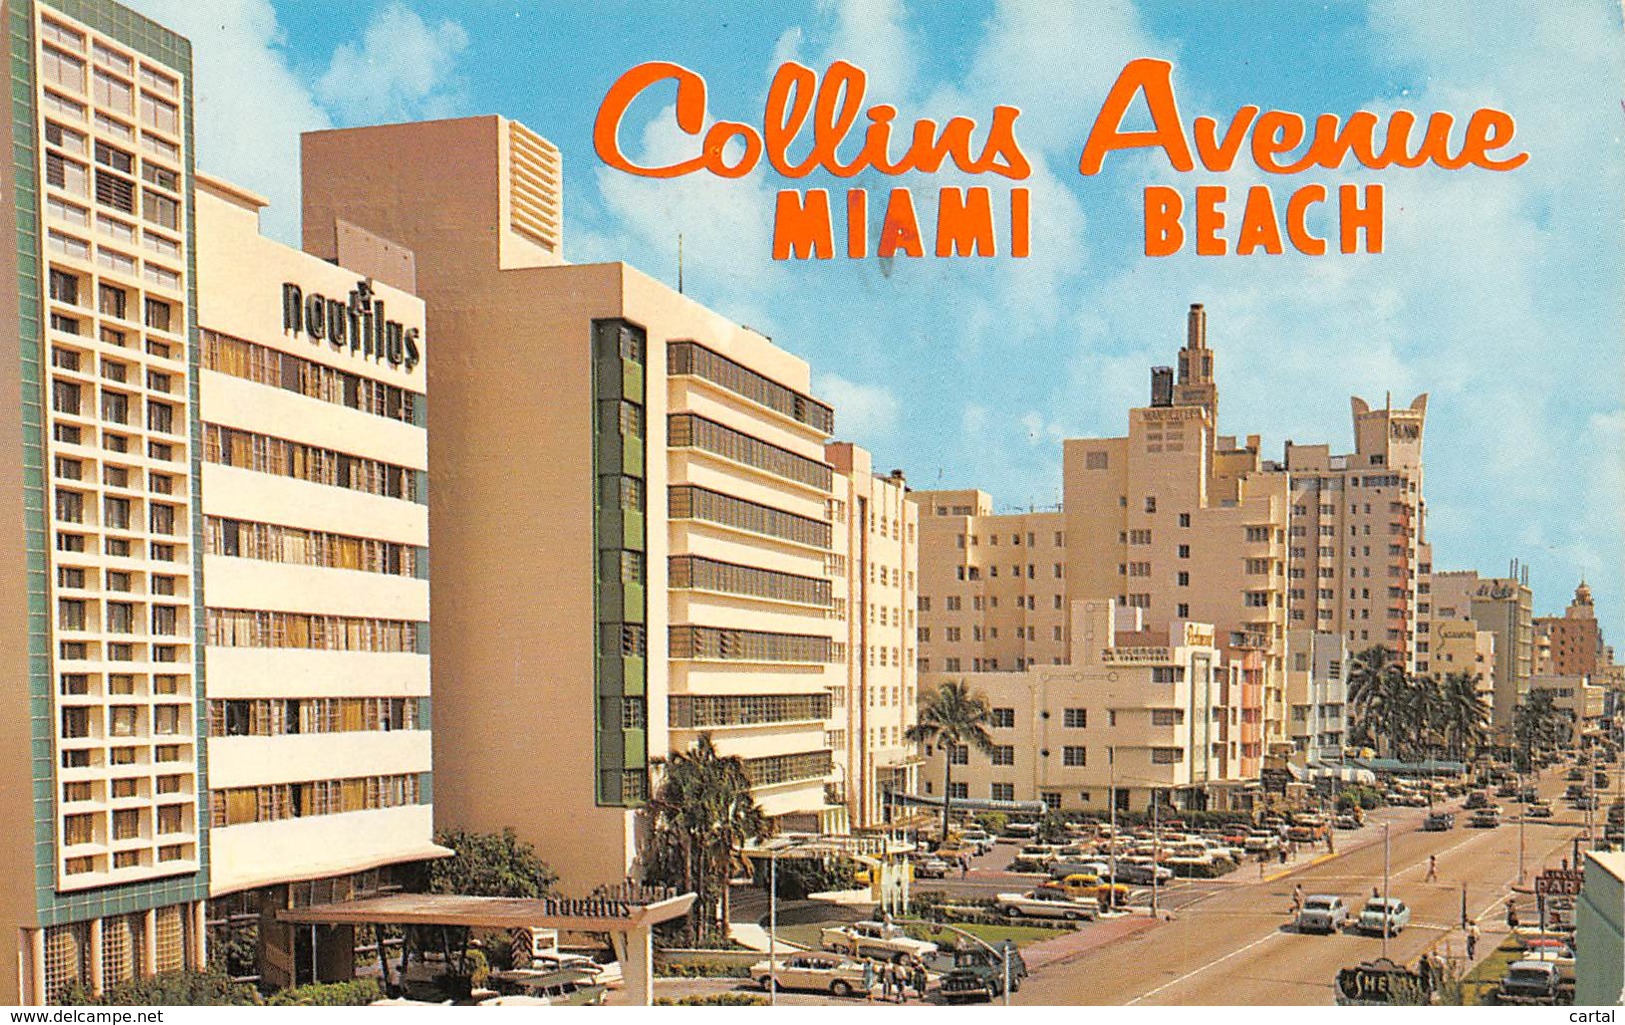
(193, 175, 439, 989)
(299, 116, 914, 889)
(0, 0, 206, 1003)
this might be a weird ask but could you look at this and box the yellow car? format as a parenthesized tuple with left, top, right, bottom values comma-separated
(1045, 874, 1132, 907)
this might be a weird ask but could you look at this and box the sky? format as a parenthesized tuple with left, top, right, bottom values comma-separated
(126, 0, 1625, 641)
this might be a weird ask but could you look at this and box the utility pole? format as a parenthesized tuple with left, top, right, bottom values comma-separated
(1108, 746, 1118, 900)
(768, 847, 778, 1007)
(1151, 789, 1160, 919)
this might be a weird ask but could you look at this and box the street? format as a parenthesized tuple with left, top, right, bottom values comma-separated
(1015, 770, 1600, 1005)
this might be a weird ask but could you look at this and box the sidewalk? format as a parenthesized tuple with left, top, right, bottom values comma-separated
(1018, 913, 1162, 974)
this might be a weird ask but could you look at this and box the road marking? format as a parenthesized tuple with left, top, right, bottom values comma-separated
(1126, 929, 1286, 1005)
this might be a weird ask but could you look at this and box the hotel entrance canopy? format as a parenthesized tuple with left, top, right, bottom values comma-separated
(279, 892, 695, 1005)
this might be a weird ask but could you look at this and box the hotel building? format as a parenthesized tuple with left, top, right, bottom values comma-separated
(1283, 630, 1348, 767)
(298, 115, 914, 888)
(0, 0, 207, 1003)
(1535, 580, 1611, 677)
(194, 174, 440, 988)
(825, 444, 920, 829)
(1432, 566, 1534, 728)
(916, 600, 1245, 813)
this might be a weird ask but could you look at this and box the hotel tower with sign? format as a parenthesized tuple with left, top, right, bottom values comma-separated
(0, 0, 206, 1003)
(300, 115, 917, 890)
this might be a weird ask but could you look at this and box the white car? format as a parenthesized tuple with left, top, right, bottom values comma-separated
(1295, 895, 1349, 934)
(1357, 898, 1410, 935)
(1244, 832, 1279, 853)
(996, 889, 1100, 921)
(752, 953, 870, 998)
(820, 920, 938, 961)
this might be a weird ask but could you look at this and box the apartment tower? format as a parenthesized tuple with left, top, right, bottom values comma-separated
(0, 0, 206, 1002)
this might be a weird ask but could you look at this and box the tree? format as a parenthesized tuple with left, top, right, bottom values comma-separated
(429, 826, 558, 897)
(645, 734, 766, 944)
(1347, 645, 1410, 758)
(1439, 670, 1491, 761)
(1513, 689, 1570, 769)
(906, 680, 997, 842)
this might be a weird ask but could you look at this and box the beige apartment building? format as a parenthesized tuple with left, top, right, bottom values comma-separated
(917, 600, 1246, 813)
(1536, 580, 1611, 677)
(1283, 629, 1348, 767)
(298, 115, 913, 888)
(1433, 566, 1534, 728)
(826, 444, 919, 828)
(1278, 394, 1427, 669)
(193, 175, 442, 987)
(0, 0, 209, 1003)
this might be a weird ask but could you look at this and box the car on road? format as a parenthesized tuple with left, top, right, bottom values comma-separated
(752, 953, 870, 998)
(1356, 897, 1411, 936)
(1525, 801, 1553, 818)
(1334, 814, 1363, 830)
(1469, 806, 1502, 828)
(1570, 795, 1596, 811)
(819, 921, 938, 962)
(1422, 812, 1455, 831)
(995, 888, 1100, 921)
(1464, 790, 1489, 810)
(1495, 782, 1520, 798)
(1565, 767, 1586, 782)
(1295, 895, 1349, 934)
(1496, 960, 1561, 1005)
(1048, 859, 1111, 880)
(1519, 787, 1539, 803)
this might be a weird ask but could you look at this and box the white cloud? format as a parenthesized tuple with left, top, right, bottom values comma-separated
(314, 3, 470, 125)
(818, 373, 900, 440)
(126, 0, 469, 244)
(126, 0, 330, 242)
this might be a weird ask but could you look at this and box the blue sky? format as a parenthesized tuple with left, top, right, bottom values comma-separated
(128, 0, 1625, 641)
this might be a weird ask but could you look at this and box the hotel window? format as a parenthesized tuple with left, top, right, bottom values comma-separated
(991, 746, 1015, 766)
(948, 783, 968, 800)
(1151, 748, 1183, 765)
(60, 706, 91, 739)
(142, 190, 179, 230)
(108, 706, 138, 738)
(41, 45, 85, 92)
(139, 94, 179, 135)
(1063, 746, 1086, 766)
(143, 298, 171, 332)
(106, 602, 134, 634)
(57, 599, 86, 630)
(63, 814, 95, 847)
(103, 496, 131, 530)
(59, 673, 89, 696)
(92, 69, 133, 113)
(991, 783, 1015, 801)
(112, 809, 140, 841)
(1063, 707, 1087, 728)
(947, 744, 969, 765)
(151, 605, 178, 636)
(54, 489, 84, 522)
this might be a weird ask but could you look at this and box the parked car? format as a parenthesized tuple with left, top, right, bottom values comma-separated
(1519, 787, 1540, 803)
(1566, 767, 1586, 782)
(1334, 814, 1363, 830)
(913, 856, 951, 879)
(1469, 806, 1502, 828)
(1295, 895, 1349, 934)
(1003, 822, 1039, 839)
(959, 829, 996, 854)
(1496, 960, 1561, 1005)
(1464, 790, 1489, 810)
(995, 889, 1100, 921)
(1046, 873, 1132, 907)
(1115, 858, 1174, 885)
(1422, 812, 1455, 831)
(752, 954, 870, 997)
(935, 943, 1026, 1003)
(819, 921, 937, 962)
(1525, 801, 1554, 819)
(1048, 859, 1111, 880)
(1244, 831, 1279, 853)
(1357, 897, 1410, 935)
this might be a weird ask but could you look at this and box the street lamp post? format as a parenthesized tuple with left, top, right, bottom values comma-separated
(1150, 789, 1160, 919)
(768, 846, 779, 1007)
(1108, 746, 1118, 901)
(1381, 822, 1392, 959)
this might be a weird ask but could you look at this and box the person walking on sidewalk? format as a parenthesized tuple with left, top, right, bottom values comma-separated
(1426, 854, 1438, 882)
(1466, 921, 1480, 960)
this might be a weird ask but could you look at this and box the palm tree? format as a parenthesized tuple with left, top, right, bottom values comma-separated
(646, 734, 766, 943)
(907, 680, 997, 842)
(1512, 690, 1570, 770)
(1347, 645, 1409, 758)
(1439, 670, 1490, 761)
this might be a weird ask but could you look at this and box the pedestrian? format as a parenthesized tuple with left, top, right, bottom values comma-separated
(913, 960, 929, 999)
(1467, 921, 1480, 960)
(879, 961, 892, 1002)
(1372, 886, 1381, 901)
(959, 855, 969, 880)
(1292, 884, 1305, 915)
(863, 959, 876, 1001)
(1426, 854, 1438, 882)
(1279, 846, 1289, 865)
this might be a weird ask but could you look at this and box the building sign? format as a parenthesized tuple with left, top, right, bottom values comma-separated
(282, 279, 421, 372)
(1535, 869, 1584, 897)
(1335, 959, 1421, 1005)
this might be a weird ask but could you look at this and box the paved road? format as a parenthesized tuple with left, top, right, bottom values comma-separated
(1015, 770, 1600, 1005)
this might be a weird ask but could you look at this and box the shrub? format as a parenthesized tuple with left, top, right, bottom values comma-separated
(654, 958, 752, 979)
(656, 992, 768, 1006)
(975, 812, 1009, 835)
(266, 978, 384, 1007)
(59, 969, 261, 1006)
(751, 855, 859, 899)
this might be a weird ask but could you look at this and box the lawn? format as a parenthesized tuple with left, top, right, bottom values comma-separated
(1457, 938, 1522, 1006)
(904, 922, 1057, 949)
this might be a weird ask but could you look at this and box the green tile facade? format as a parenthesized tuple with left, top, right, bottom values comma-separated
(592, 318, 648, 807)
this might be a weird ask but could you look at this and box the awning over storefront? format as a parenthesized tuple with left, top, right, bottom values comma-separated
(885, 792, 1048, 815)
(279, 892, 695, 932)
(1348, 758, 1466, 776)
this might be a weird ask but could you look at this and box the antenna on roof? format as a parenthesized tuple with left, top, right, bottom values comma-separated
(677, 233, 684, 294)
